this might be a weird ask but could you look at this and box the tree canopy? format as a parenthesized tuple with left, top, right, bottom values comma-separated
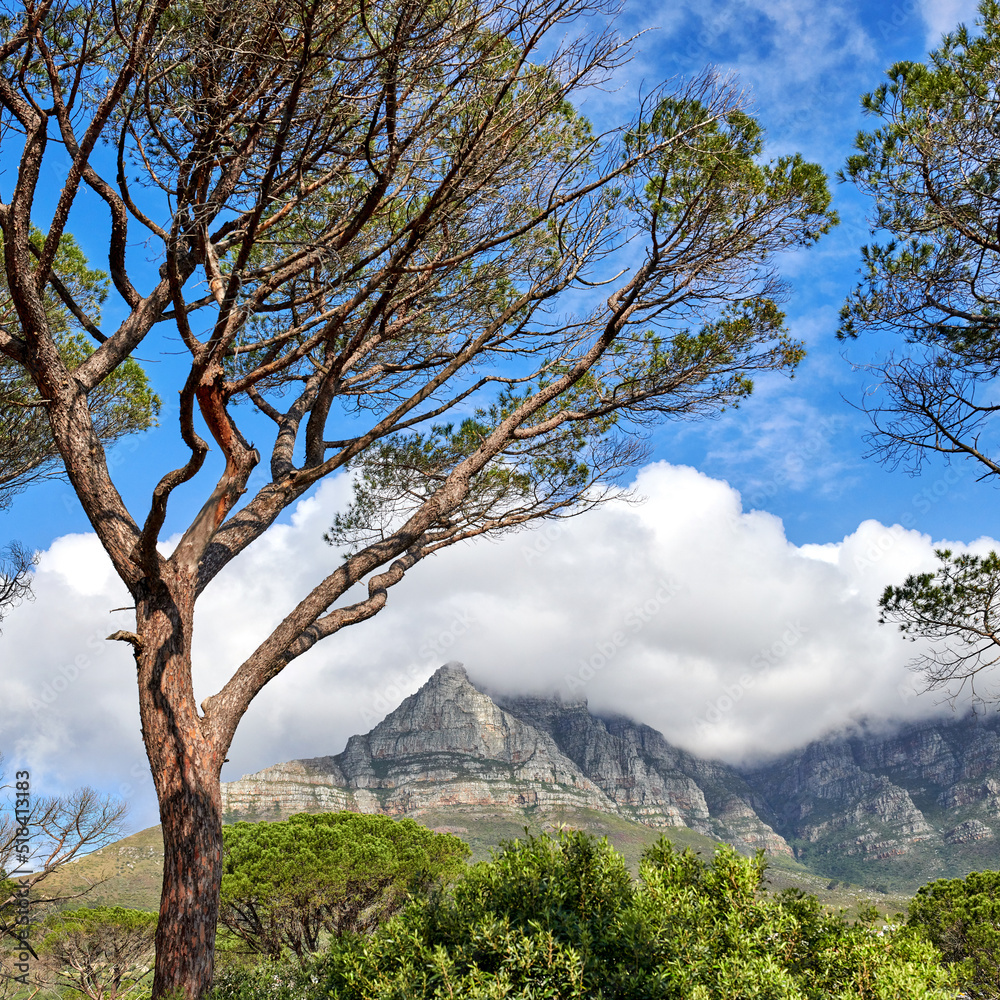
(0, 0, 836, 995)
(0, 541, 34, 633)
(878, 548, 1000, 702)
(39, 906, 158, 1000)
(841, 0, 1000, 394)
(0, 229, 159, 627)
(219, 812, 469, 960)
(212, 831, 954, 1000)
(0, 230, 160, 513)
(907, 869, 1000, 1000)
(842, 0, 1000, 697)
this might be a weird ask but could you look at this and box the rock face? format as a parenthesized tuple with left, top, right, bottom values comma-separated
(221, 663, 1000, 885)
(223, 664, 620, 822)
(222, 663, 790, 855)
(740, 717, 1000, 882)
(492, 694, 791, 856)
(743, 741, 934, 862)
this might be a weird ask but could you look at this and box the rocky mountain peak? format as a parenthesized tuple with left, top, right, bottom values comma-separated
(222, 663, 791, 858)
(425, 660, 469, 686)
(221, 665, 1000, 889)
(359, 660, 521, 759)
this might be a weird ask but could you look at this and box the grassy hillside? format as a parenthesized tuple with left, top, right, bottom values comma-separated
(27, 825, 165, 914)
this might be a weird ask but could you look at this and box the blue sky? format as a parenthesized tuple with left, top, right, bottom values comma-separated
(611, 0, 989, 547)
(1, 0, 988, 552)
(4, 0, 999, 830)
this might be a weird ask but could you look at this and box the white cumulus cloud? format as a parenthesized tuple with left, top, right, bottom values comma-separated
(1, 463, 993, 830)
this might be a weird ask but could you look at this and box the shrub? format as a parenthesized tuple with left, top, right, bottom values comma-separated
(233, 831, 954, 1000)
(907, 869, 1000, 999)
(39, 906, 157, 1000)
(220, 812, 470, 961)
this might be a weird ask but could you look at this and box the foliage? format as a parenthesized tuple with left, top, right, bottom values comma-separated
(879, 548, 1000, 701)
(0, 230, 159, 511)
(0, 228, 159, 626)
(841, 0, 1000, 699)
(209, 830, 954, 1000)
(219, 813, 469, 961)
(908, 869, 1000, 999)
(0, 542, 34, 634)
(0, 778, 129, 942)
(39, 906, 157, 1000)
(841, 0, 1000, 367)
(0, 0, 837, 994)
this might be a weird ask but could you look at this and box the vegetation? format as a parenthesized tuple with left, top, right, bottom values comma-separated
(879, 549, 1000, 703)
(38, 907, 158, 1000)
(0, 231, 160, 514)
(0, 0, 837, 990)
(0, 230, 159, 628)
(12, 808, 921, 925)
(0, 767, 129, 941)
(842, 0, 1000, 699)
(210, 830, 954, 1000)
(0, 542, 34, 634)
(219, 813, 469, 961)
(9, 824, 990, 999)
(908, 869, 1000, 999)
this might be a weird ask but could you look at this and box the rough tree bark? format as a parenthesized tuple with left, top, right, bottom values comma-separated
(135, 583, 223, 998)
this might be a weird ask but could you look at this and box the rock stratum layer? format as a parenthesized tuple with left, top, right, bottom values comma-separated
(222, 663, 1000, 886)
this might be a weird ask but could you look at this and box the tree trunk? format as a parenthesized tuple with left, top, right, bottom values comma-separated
(151, 759, 223, 1000)
(136, 584, 225, 1000)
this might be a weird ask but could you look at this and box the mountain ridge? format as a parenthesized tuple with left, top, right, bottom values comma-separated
(221, 662, 1000, 890)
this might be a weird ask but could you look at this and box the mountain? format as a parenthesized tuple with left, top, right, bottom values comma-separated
(222, 663, 1000, 892)
(743, 718, 1000, 887)
(222, 663, 789, 856)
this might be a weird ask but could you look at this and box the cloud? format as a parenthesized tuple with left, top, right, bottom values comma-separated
(2, 462, 994, 831)
(618, 0, 878, 162)
(919, 0, 980, 47)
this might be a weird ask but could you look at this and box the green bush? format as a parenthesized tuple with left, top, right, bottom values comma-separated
(39, 906, 157, 1000)
(220, 812, 470, 961)
(211, 830, 953, 1000)
(907, 868, 1000, 999)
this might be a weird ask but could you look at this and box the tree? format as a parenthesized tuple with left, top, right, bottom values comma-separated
(38, 907, 157, 1000)
(0, 230, 159, 625)
(0, 764, 127, 1000)
(211, 831, 954, 1000)
(219, 812, 469, 960)
(0, 542, 35, 633)
(0, 781, 130, 939)
(0, 0, 836, 996)
(840, 0, 1000, 697)
(0, 230, 160, 511)
(907, 869, 1000, 999)
(878, 549, 1000, 703)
